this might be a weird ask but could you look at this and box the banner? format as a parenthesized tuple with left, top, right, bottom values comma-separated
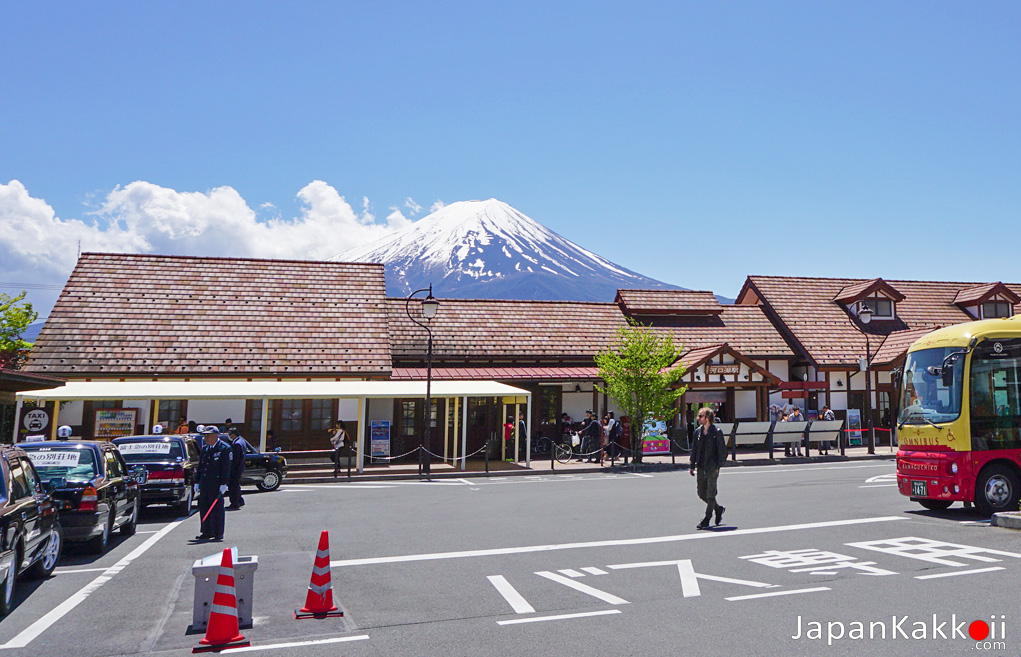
(370, 420, 390, 459)
(847, 408, 863, 446)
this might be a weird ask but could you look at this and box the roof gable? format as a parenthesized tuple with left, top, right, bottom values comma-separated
(833, 278, 905, 303)
(953, 282, 1021, 306)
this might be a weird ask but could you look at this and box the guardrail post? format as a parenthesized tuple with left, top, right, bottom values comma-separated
(840, 420, 846, 457)
(803, 420, 812, 458)
(767, 420, 776, 460)
(730, 423, 739, 462)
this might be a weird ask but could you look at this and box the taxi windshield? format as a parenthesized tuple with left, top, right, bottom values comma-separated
(116, 439, 184, 463)
(23, 446, 100, 484)
(898, 347, 965, 425)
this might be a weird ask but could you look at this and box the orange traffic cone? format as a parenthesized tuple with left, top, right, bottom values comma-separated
(194, 548, 250, 652)
(295, 530, 344, 619)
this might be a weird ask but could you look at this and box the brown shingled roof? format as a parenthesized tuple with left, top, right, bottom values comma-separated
(742, 275, 1021, 368)
(833, 278, 905, 303)
(25, 253, 391, 377)
(953, 282, 1020, 305)
(615, 289, 723, 315)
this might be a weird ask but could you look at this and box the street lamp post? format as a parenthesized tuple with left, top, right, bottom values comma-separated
(852, 301, 876, 455)
(406, 285, 439, 476)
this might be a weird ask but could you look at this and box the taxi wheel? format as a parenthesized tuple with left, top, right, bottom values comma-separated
(0, 546, 20, 616)
(176, 486, 193, 517)
(120, 500, 138, 536)
(256, 470, 282, 492)
(88, 511, 114, 554)
(975, 464, 1021, 516)
(30, 527, 62, 579)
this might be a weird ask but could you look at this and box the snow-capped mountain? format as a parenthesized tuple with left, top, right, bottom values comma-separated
(332, 199, 680, 301)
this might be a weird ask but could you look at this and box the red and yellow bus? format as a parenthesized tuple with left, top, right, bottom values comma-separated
(896, 316, 1021, 515)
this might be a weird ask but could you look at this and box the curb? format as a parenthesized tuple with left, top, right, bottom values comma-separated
(281, 452, 895, 484)
(992, 512, 1021, 530)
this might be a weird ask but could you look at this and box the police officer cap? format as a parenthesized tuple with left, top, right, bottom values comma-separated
(200, 425, 218, 434)
(218, 433, 229, 441)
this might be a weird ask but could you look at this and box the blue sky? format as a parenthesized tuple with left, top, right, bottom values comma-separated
(2, 2, 1019, 316)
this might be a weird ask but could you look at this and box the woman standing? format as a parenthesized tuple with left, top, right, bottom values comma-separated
(329, 421, 350, 477)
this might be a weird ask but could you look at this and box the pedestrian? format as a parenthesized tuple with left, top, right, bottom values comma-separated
(188, 420, 198, 434)
(226, 427, 250, 509)
(195, 426, 232, 542)
(518, 412, 527, 460)
(820, 405, 835, 454)
(329, 421, 349, 477)
(581, 410, 601, 463)
(175, 417, 189, 435)
(606, 412, 620, 460)
(689, 407, 727, 530)
(223, 418, 235, 434)
(788, 406, 805, 456)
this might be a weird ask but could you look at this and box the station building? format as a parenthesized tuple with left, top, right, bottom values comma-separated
(12, 253, 1021, 463)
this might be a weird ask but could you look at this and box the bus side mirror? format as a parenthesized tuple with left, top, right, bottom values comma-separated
(941, 368, 954, 389)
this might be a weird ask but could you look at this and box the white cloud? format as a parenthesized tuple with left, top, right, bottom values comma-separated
(430, 200, 446, 212)
(0, 179, 427, 312)
(404, 197, 422, 214)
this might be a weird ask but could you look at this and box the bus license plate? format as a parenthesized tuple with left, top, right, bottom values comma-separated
(911, 480, 928, 497)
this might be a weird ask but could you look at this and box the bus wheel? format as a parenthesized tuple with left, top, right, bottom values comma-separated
(975, 464, 1021, 516)
(918, 499, 952, 511)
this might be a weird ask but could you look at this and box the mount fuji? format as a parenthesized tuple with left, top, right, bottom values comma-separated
(332, 199, 681, 301)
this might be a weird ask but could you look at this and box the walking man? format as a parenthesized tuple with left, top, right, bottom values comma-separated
(195, 426, 232, 541)
(689, 407, 727, 530)
(226, 427, 249, 509)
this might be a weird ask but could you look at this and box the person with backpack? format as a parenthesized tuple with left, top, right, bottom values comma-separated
(606, 412, 621, 460)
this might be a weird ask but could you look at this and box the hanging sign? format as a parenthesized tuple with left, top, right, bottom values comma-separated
(707, 364, 740, 376)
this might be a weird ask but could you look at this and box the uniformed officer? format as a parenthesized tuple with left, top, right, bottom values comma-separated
(195, 426, 232, 541)
(226, 427, 250, 510)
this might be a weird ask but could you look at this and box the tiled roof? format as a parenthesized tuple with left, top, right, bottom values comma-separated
(392, 366, 601, 381)
(616, 289, 723, 315)
(953, 282, 1020, 305)
(387, 297, 793, 364)
(742, 276, 1021, 368)
(25, 253, 391, 376)
(872, 328, 935, 366)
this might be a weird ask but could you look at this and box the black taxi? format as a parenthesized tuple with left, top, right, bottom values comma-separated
(0, 445, 62, 616)
(21, 440, 143, 554)
(239, 444, 287, 492)
(112, 435, 200, 516)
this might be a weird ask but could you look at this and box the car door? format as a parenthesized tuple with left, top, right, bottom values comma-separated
(103, 450, 129, 528)
(244, 444, 264, 480)
(6, 458, 41, 567)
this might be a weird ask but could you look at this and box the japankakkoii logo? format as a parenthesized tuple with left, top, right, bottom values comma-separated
(792, 614, 1007, 649)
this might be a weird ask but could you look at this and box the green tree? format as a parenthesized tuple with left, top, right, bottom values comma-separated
(0, 291, 38, 370)
(595, 318, 686, 463)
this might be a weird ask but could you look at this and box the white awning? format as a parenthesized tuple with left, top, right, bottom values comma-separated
(16, 379, 530, 401)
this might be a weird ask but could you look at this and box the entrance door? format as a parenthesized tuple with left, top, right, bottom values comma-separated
(273, 399, 337, 451)
(393, 399, 446, 463)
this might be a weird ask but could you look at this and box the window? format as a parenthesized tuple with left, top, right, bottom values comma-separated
(863, 297, 894, 318)
(310, 399, 333, 433)
(401, 401, 416, 437)
(159, 400, 186, 427)
(105, 451, 123, 478)
(20, 458, 41, 495)
(280, 400, 303, 431)
(970, 339, 1021, 451)
(8, 459, 31, 499)
(982, 302, 1012, 319)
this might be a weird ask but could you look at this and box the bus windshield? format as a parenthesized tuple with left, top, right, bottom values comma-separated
(898, 347, 964, 425)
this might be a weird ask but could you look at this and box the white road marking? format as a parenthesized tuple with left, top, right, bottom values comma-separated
(498, 610, 621, 625)
(865, 473, 898, 483)
(726, 587, 831, 601)
(694, 574, 777, 588)
(53, 567, 109, 574)
(558, 569, 584, 578)
(604, 559, 700, 597)
(0, 517, 186, 649)
(220, 635, 370, 653)
(535, 571, 629, 605)
(581, 567, 607, 575)
(627, 472, 655, 478)
(722, 463, 893, 476)
(136, 530, 160, 534)
(332, 516, 906, 568)
(487, 576, 535, 614)
(914, 567, 1005, 580)
(858, 484, 898, 488)
(283, 484, 396, 489)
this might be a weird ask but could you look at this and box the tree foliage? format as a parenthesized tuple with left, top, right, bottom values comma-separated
(0, 291, 38, 370)
(595, 318, 686, 462)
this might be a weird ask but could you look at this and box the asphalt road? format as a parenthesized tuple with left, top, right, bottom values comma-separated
(1, 458, 1019, 656)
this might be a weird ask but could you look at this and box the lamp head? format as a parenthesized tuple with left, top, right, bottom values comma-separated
(421, 288, 439, 320)
(858, 302, 874, 325)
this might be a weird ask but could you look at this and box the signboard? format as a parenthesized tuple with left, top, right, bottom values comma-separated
(25, 450, 83, 468)
(370, 420, 391, 460)
(94, 409, 137, 439)
(18, 403, 54, 441)
(847, 409, 863, 446)
(642, 439, 670, 455)
(706, 364, 740, 376)
(117, 441, 173, 454)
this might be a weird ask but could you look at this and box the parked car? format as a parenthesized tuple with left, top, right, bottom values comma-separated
(0, 445, 62, 616)
(240, 444, 287, 492)
(21, 441, 144, 554)
(112, 435, 200, 516)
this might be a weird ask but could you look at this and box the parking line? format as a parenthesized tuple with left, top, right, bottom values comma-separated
(220, 635, 370, 653)
(487, 576, 535, 614)
(914, 567, 1004, 580)
(498, 610, 621, 625)
(726, 587, 830, 601)
(858, 484, 898, 488)
(0, 517, 186, 649)
(332, 516, 906, 567)
(53, 568, 109, 574)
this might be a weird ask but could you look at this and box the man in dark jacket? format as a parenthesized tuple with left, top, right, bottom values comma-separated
(226, 427, 250, 510)
(195, 426, 232, 541)
(689, 407, 727, 529)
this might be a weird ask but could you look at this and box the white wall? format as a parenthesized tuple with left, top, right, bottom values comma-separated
(186, 399, 247, 425)
(561, 392, 592, 421)
(735, 390, 757, 419)
(337, 398, 360, 422)
(122, 399, 150, 432)
(59, 400, 84, 425)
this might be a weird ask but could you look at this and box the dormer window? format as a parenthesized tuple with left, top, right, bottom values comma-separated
(982, 301, 1012, 319)
(863, 297, 894, 319)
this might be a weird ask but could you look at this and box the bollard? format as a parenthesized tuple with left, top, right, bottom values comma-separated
(347, 451, 352, 479)
(767, 420, 776, 461)
(839, 421, 847, 457)
(485, 441, 490, 475)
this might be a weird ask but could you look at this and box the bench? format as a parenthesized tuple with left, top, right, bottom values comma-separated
(806, 420, 844, 449)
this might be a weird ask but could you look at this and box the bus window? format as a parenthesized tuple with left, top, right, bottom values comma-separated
(970, 339, 1021, 451)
